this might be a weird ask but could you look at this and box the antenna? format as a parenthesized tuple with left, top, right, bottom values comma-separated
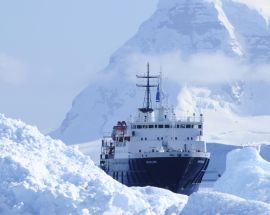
(136, 63, 159, 113)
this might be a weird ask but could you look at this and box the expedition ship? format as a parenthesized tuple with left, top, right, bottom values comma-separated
(100, 64, 210, 195)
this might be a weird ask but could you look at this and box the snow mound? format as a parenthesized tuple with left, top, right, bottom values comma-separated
(0, 114, 187, 214)
(181, 191, 270, 215)
(214, 147, 270, 203)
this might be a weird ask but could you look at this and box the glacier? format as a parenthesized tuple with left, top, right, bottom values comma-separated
(2, 114, 270, 214)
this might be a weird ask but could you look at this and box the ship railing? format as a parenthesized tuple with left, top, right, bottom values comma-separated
(175, 116, 203, 123)
(102, 132, 112, 138)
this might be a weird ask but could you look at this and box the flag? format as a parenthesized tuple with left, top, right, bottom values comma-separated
(156, 84, 160, 102)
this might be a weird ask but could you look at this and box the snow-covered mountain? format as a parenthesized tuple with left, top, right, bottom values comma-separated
(50, 0, 270, 144)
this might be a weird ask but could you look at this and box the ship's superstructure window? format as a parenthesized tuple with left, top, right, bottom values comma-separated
(145, 137, 147, 140)
(141, 137, 143, 141)
(133, 123, 200, 129)
(124, 137, 130, 141)
(187, 137, 190, 140)
(175, 137, 178, 140)
(161, 137, 163, 140)
(157, 137, 159, 140)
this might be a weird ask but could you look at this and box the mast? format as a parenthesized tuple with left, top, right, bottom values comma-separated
(136, 63, 159, 113)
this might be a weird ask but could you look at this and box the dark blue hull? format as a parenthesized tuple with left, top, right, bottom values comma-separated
(100, 156, 210, 195)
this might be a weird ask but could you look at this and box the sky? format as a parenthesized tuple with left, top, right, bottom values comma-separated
(0, 0, 158, 133)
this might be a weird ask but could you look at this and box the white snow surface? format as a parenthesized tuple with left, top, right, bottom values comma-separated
(0, 114, 188, 215)
(214, 147, 270, 203)
(182, 191, 270, 215)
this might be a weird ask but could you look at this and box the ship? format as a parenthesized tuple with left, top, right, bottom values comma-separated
(100, 63, 210, 195)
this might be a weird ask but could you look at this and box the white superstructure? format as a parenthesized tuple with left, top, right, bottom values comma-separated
(101, 64, 209, 161)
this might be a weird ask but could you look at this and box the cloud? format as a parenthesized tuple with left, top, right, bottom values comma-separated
(0, 54, 27, 85)
(125, 51, 270, 85)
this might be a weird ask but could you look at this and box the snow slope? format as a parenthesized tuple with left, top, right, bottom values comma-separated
(214, 147, 270, 203)
(0, 114, 188, 214)
(51, 0, 270, 145)
(177, 86, 270, 145)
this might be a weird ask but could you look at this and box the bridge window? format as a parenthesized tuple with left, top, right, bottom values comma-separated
(149, 125, 154, 128)
(155, 125, 158, 128)
(158, 124, 163, 128)
(165, 124, 170, 128)
(198, 124, 202, 129)
(186, 124, 191, 128)
(181, 124, 185, 128)
(137, 125, 142, 129)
